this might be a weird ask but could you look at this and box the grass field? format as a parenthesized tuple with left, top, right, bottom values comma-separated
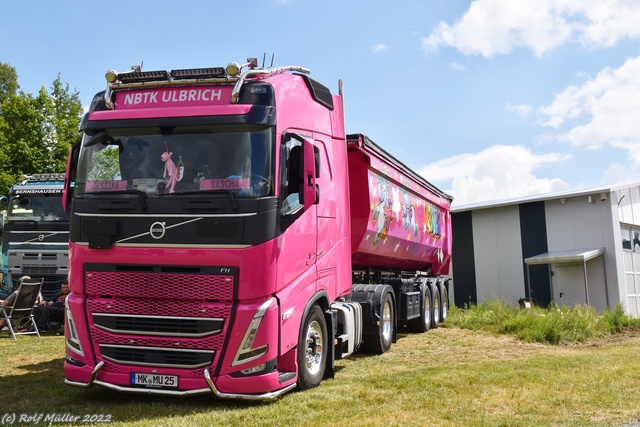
(1, 307, 640, 426)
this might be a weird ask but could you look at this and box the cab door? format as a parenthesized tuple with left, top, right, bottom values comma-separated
(276, 132, 318, 354)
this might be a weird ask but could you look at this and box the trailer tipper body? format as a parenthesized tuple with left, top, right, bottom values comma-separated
(63, 58, 452, 399)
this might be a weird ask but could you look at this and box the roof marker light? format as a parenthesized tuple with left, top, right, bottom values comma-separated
(105, 70, 118, 83)
(226, 62, 242, 77)
(226, 58, 259, 77)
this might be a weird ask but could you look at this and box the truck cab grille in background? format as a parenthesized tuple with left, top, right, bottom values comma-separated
(8, 250, 68, 299)
(10, 273, 66, 301)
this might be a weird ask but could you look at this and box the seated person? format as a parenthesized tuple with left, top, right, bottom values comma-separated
(0, 275, 32, 329)
(34, 279, 70, 332)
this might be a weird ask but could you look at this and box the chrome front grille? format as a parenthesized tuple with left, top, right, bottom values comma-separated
(91, 327, 225, 351)
(84, 267, 235, 371)
(100, 344, 214, 368)
(85, 271, 234, 300)
(86, 298, 232, 318)
(93, 313, 224, 337)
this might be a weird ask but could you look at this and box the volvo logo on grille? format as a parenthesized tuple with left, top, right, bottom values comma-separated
(38, 234, 45, 241)
(150, 222, 166, 239)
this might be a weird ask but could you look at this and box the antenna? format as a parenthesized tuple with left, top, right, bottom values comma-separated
(270, 54, 275, 68)
(131, 61, 143, 72)
(261, 53, 266, 69)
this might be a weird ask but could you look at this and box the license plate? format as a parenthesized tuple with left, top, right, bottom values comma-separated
(130, 373, 178, 389)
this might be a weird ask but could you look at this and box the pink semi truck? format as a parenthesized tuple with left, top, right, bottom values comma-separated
(62, 58, 452, 399)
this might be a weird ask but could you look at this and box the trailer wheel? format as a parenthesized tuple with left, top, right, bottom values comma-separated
(439, 285, 448, 323)
(409, 283, 432, 333)
(432, 286, 441, 329)
(363, 291, 395, 354)
(297, 305, 327, 390)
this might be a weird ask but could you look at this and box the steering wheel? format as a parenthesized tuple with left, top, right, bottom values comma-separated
(251, 175, 271, 197)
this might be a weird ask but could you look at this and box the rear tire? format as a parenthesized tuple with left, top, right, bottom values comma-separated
(439, 285, 449, 323)
(297, 305, 327, 390)
(362, 291, 395, 354)
(410, 283, 432, 333)
(432, 286, 441, 329)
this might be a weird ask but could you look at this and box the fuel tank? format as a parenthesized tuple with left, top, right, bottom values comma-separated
(347, 134, 452, 275)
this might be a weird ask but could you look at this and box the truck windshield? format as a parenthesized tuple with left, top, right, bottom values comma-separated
(75, 125, 274, 198)
(6, 194, 67, 222)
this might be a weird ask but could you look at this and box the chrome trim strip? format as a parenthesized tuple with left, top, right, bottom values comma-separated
(99, 344, 214, 369)
(73, 242, 250, 249)
(7, 231, 69, 234)
(92, 381, 212, 396)
(65, 361, 297, 399)
(64, 360, 105, 388)
(203, 369, 297, 400)
(6, 242, 69, 246)
(74, 212, 257, 218)
(116, 217, 202, 243)
(92, 313, 224, 337)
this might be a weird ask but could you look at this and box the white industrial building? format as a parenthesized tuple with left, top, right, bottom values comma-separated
(450, 181, 640, 316)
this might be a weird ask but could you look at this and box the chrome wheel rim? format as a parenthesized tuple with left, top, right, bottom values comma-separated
(305, 320, 323, 375)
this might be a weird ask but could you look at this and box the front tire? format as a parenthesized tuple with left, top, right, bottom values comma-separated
(297, 305, 327, 390)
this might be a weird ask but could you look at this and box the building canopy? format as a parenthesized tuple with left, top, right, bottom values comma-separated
(523, 247, 607, 307)
(524, 248, 605, 265)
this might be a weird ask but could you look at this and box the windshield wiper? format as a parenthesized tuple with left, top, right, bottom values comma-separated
(84, 190, 148, 211)
(175, 190, 238, 211)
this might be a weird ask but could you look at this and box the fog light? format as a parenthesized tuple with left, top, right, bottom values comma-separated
(241, 363, 267, 375)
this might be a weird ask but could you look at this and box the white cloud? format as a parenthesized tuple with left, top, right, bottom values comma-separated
(418, 145, 571, 206)
(370, 43, 388, 54)
(507, 103, 534, 117)
(422, 0, 640, 57)
(539, 55, 640, 164)
(451, 62, 466, 71)
(602, 162, 640, 185)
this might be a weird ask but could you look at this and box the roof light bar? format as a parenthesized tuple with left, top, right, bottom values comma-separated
(29, 173, 66, 180)
(118, 70, 170, 84)
(170, 67, 226, 80)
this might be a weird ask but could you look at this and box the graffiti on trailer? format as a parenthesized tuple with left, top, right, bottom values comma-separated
(425, 203, 442, 238)
(371, 176, 393, 245)
(370, 171, 444, 248)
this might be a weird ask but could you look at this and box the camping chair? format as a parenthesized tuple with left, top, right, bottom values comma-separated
(1, 278, 43, 339)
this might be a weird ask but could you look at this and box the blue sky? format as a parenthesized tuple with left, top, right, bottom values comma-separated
(3, 0, 640, 206)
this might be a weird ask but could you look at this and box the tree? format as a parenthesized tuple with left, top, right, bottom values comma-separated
(0, 64, 82, 196)
(49, 74, 83, 168)
(0, 63, 18, 106)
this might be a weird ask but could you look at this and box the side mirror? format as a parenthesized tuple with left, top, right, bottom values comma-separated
(63, 138, 81, 215)
(0, 195, 6, 230)
(299, 139, 317, 210)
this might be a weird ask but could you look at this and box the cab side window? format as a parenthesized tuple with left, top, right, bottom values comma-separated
(281, 139, 302, 215)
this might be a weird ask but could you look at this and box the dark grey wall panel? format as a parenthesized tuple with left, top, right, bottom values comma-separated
(452, 211, 477, 306)
(519, 202, 551, 306)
